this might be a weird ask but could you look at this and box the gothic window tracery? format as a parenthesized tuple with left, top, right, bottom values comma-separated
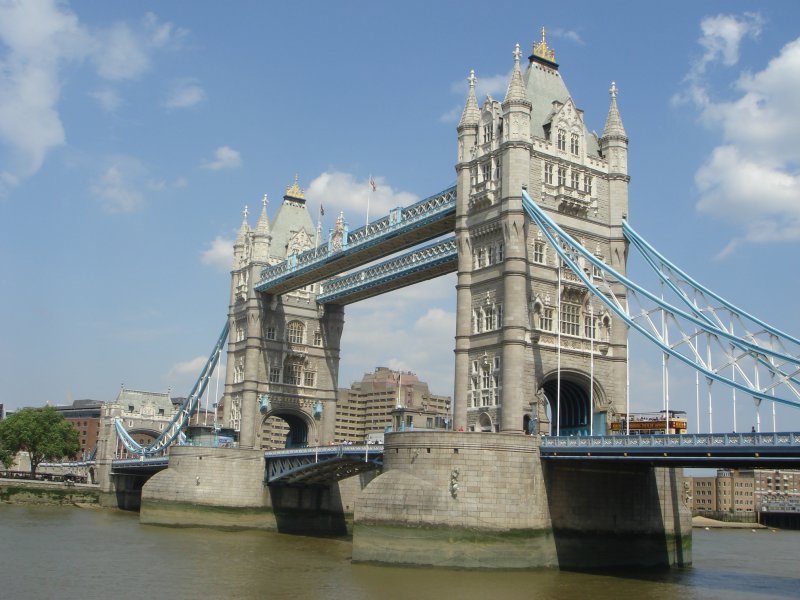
(557, 128, 566, 151)
(287, 320, 305, 344)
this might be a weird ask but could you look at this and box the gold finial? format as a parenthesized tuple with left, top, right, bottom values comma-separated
(532, 26, 556, 63)
(285, 174, 305, 200)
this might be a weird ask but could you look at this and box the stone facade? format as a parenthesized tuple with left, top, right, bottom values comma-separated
(453, 32, 629, 436)
(222, 181, 343, 451)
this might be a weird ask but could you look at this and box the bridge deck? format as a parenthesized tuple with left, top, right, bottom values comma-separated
(255, 187, 455, 297)
(540, 432, 800, 468)
(264, 445, 383, 485)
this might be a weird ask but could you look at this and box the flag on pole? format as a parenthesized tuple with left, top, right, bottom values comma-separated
(320, 204, 325, 216)
(369, 176, 376, 192)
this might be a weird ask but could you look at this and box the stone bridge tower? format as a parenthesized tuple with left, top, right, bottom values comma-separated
(221, 178, 344, 450)
(454, 30, 630, 434)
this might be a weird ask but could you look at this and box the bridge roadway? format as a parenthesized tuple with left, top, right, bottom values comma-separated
(255, 186, 456, 298)
(109, 432, 800, 484)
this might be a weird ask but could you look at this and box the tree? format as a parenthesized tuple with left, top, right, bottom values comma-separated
(0, 406, 80, 478)
(0, 447, 12, 469)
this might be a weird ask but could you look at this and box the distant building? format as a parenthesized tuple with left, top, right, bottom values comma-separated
(52, 399, 104, 459)
(257, 367, 450, 449)
(691, 468, 800, 526)
(335, 367, 451, 444)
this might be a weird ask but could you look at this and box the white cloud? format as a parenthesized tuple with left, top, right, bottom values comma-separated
(203, 145, 241, 170)
(89, 87, 121, 112)
(90, 156, 147, 213)
(678, 14, 800, 248)
(166, 355, 208, 378)
(0, 0, 89, 185)
(549, 28, 584, 46)
(201, 236, 234, 271)
(305, 171, 418, 222)
(339, 275, 456, 396)
(0, 3, 186, 188)
(164, 77, 205, 108)
(89, 12, 185, 82)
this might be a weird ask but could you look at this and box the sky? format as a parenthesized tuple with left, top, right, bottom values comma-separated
(1, 1, 800, 432)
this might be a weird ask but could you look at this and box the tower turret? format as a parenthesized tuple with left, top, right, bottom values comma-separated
(252, 194, 272, 263)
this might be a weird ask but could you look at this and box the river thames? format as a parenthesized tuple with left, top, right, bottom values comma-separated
(1, 504, 797, 600)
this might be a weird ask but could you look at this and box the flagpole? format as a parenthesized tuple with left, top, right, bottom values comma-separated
(367, 175, 376, 227)
(315, 203, 323, 249)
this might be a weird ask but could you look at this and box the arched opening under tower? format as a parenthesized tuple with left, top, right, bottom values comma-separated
(261, 411, 314, 450)
(541, 373, 604, 436)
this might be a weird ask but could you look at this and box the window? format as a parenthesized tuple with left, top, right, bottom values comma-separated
(495, 157, 501, 180)
(483, 124, 493, 143)
(496, 242, 504, 261)
(584, 314, 599, 339)
(571, 170, 580, 189)
(313, 330, 322, 346)
(584, 174, 592, 194)
(557, 167, 566, 186)
(560, 302, 581, 336)
(304, 371, 316, 387)
(533, 240, 545, 264)
(473, 309, 483, 333)
(496, 304, 503, 329)
(557, 128, 566, 151)
(544, 163, 554, 185)
(484, 306, 494, 331)
(476, 248, 486, 268)
(570, 133, 579, 155)
(481, 162, 490, 182)
(287, 320, 304, 344)
(269, 367, 281, 383)
(266, 326, 276, 340)
(236, 321, 245, 342)
(284, 359, 302, 385)
(539, 307, 553, 331)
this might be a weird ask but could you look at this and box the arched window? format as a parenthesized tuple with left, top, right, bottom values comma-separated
(284, 357, 304, 385)
(287, 320, 305, 344)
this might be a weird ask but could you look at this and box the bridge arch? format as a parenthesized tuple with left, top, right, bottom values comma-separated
(261, 408, 317, 449)
(540, 370, 607, 436)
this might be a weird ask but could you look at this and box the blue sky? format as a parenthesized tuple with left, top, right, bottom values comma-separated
(2, 1, 800, 432)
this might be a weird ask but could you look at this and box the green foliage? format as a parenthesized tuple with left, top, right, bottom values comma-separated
(0, 446, 12, 469)
(0, 406, 80, 476)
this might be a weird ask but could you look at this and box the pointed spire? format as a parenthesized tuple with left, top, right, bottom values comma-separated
(504, 43, 527, 103)
(458, 70, 480, 128)
(529, 26, 557, 67)
(236, 205, 250, 241)
(602, 81, 627, 140)
(255, 193, 270, 237)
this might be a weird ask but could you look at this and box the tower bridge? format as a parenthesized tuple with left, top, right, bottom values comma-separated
(93, 29, 800, 570)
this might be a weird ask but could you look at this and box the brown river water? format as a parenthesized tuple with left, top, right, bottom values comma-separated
(0, 504, 797, 600)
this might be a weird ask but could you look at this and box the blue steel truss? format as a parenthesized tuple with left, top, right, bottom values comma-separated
(255, 186, 456, 295)
(115, 322, 229, 456)
(265, 445, 383, 485)
(316, 238, 457, 304)
(521, 190, 800, 416)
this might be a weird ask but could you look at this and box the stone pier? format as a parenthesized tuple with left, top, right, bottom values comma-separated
(353, 432, 691, 569)
(139, 446, 373, 535)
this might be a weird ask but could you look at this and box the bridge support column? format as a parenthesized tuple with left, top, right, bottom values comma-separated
(353, 432, 691, 569)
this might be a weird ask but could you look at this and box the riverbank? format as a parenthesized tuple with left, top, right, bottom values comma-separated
(692, 515, 766, 529)
(0, 478, 100, 506)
